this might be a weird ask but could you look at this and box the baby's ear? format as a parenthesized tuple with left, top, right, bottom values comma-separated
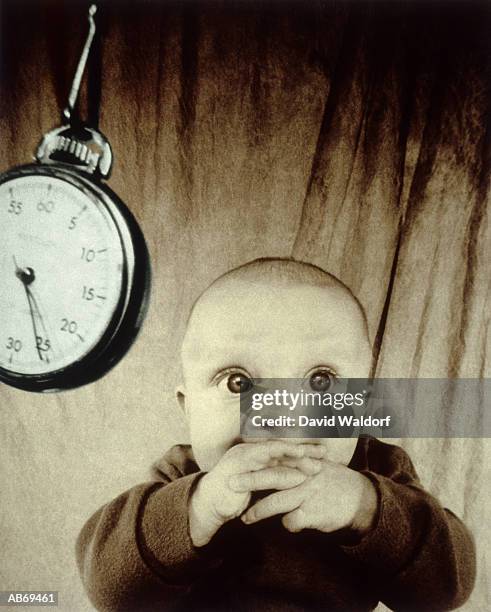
(175, 385, 186, 415)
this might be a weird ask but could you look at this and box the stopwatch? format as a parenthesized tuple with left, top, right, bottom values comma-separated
(0, 5, 150, 392)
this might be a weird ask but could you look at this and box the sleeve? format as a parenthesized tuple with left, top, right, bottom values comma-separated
(342, 440, 476, 611)
(75, 447, 223, 612)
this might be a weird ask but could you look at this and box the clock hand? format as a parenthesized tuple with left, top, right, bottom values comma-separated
(15, 258, 56, 356)
(12, 255, 22, 276)
(13, 256, 35, 286)
(13, 257, 50, 362)
(26, 286, 52, 364)
(24, 284, 44, 361)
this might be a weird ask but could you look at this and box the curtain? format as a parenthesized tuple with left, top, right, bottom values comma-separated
(0, 1, 489, 609)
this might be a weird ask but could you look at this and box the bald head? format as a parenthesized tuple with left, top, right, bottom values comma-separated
(181, 258, 371, 377)
(185, 258, 369, 347)
(211, 258, 351, 290)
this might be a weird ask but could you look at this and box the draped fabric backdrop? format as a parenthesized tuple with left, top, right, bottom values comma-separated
(0, 1, 489, 610)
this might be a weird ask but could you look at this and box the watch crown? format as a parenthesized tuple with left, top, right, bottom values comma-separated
(36, 125, 113, 178)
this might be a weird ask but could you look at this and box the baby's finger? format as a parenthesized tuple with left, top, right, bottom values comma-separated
(257, 440, 325, 460)
(297, 444, 327, 459)
(245, 440, 309, 469)
(241, 486, 305, 524)
(282, 508, 308, 533)
(229, 467, 306, 493)
(225, 441, 324, 474)
(279, 457, 323, 476)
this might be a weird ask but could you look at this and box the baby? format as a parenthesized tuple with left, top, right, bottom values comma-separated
(77, 258, 475, 611)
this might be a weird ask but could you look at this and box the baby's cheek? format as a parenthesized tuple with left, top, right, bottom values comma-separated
(191, 431, 235, 471)
(188, 398, 240, 471)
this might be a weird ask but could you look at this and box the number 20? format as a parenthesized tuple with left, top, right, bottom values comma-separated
(61, 319, 78, 333)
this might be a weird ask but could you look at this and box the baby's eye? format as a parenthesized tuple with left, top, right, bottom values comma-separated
(226, 373, 253, 394)
(215, 369, 254, 395)
(308, 369, 337, 392)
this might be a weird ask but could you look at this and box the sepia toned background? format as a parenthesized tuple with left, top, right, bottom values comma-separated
(0, 0, 489, 610)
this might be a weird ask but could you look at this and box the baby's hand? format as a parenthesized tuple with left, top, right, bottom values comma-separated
(241, 459, 378, 536)
(189, 441, 326, 546)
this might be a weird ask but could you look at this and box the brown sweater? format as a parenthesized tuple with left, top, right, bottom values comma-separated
(76, 437, 475, 611)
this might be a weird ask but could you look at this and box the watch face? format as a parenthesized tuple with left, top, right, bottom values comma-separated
(0, 171, 127, 380)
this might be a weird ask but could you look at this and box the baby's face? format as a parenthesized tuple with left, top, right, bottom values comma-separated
(179, 280, 372, 471)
